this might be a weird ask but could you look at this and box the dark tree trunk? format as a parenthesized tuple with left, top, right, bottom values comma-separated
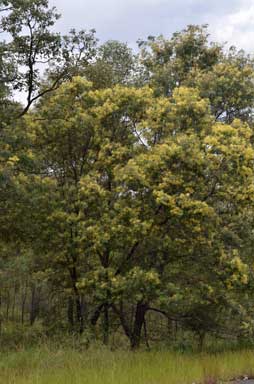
(21, 284, 27, 324)
(30, 286, 35, 325)
(130, 302, 148, 350)
(6, 290, 10, 321)
(143, 316, 150, 349)
(102, 303, 109, 345)
(11, 283, 17, 321)
(198, 331, 206, 350)
(30, 285, 39, 325)
(69, 265, 84, 335)
(174, 320, 178, 341)
(90, 304, 104, 326)
(0, 293, 2, 335)
(112, 302, 132, 342)
(67, 296, 74, 331)
(113, 301, 148, 349)
(101, 250, 110, 345)
(74, 290, 84, 334)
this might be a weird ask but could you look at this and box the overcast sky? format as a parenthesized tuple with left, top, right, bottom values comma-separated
(48, 0, 254, 52)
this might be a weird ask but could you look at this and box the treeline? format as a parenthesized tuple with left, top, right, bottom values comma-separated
(1, 0, 254, 350)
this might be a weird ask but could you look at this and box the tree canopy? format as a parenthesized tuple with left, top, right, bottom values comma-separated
(1, 2, 254, 349)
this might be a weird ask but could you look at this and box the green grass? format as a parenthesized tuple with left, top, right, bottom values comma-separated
(1, 346, 254, 384)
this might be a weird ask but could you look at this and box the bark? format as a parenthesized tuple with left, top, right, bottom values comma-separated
(198, 331, 206, 350)
(143, 315, 150, 349)
(90, 304, 104, 326)
(0, 293, 2, 335)
(21, 284, 27, 324)
(112, 301, 149, 349)
(6, 290, 10, 321)
(102, 303, 109, 345)
(68, 265, 84, 334)
(130, 302, 148, 350)
(67, 296, 74, 331)
(74, 289, 84, 334)
(11, 283, 17, 321)
(30, 285, 40, 325)
(112, 303, 132, 341)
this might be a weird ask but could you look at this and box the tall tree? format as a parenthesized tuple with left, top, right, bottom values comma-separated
(0, 0, 97, 116)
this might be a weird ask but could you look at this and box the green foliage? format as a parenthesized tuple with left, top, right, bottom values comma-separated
(1, 2, 254, 350)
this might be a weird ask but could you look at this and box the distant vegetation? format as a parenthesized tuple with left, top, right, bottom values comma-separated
(1, 0, 254, 354)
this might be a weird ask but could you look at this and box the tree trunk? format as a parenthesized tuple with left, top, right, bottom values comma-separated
(130, 302, 148, 350)
(90, 304, 104, 326)
(69, 266, 84, 334)
(30, 285, 39, 325)
(6, 290, 10, 321)
(102, 303, 109, 345)
(198, 331, 206, 350)
(0, 292, 2, 335)
(21, 284, 27, 324)
(74, 290, 84, 334)
(12, 284, 17, 321)
(112, 301, 148, 349)
(67, 296, 74, 331)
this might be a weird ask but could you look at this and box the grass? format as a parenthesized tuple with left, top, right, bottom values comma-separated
(1, 345, 254, 384)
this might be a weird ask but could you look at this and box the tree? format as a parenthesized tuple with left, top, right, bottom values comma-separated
(1, 13, 254, 350)
(0, 0, 97, 116)
(138, 25, 223, 96)
(25, 77, 153, 337)
(100, 88, 254, 348)
(139, 25, 254, 124)
(84, 40, 135, 89)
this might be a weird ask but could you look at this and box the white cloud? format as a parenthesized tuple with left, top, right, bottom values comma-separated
(210, 0, 254, 52)
(48, 0, 254, 52)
